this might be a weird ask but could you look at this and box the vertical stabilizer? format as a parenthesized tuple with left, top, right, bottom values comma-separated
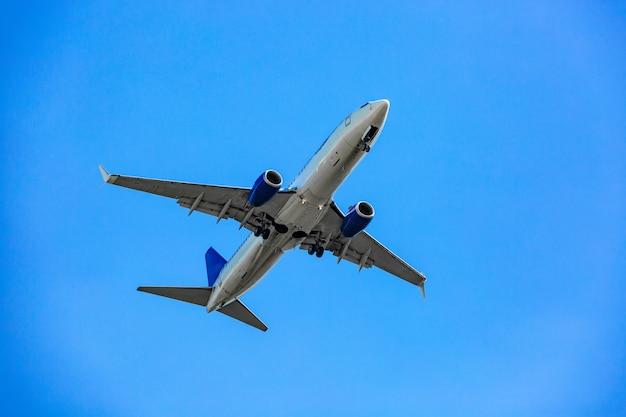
(205, 247, 227, 287)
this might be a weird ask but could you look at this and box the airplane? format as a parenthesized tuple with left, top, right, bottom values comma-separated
(99, 99, 426, 331)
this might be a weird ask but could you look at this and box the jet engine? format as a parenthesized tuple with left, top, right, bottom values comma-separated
(248, 170, 283, 207)
(341, 201, 375, 238)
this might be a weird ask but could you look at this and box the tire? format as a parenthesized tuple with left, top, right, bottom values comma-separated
(308, 245, 316, 255)
(316, 246, 324, 258)
(262, 228, 271, 240)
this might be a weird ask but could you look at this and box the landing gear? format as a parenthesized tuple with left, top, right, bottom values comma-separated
(360, 125, 377, 152)
(253, 214, 273, 240)
(308, 243, 325, 258)
(254, 225, 271, 240)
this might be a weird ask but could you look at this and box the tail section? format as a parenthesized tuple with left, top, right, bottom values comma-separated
(205, 247, 227, 287)
(137, 247, 268, 331)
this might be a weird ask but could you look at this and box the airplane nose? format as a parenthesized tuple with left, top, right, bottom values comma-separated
(371, 99, 390, 110)
(370, 99, 390, 117)
(366, 99, 389, 125)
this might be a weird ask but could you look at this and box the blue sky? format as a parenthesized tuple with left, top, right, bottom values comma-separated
(2, 1, 625, 416)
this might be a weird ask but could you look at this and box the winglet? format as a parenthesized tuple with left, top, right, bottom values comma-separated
(419, 283, 426, 299)
(98, 165, 114, 184)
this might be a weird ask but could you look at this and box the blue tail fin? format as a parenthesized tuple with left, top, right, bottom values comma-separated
(205, 247, 227, 287)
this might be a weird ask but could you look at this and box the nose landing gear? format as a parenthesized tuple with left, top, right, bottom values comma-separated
(360, 125, 378, 152)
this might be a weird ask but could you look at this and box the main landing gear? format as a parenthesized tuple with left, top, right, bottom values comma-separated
(253, 213, 272, 240)
(254, 226, 271, 240)
(307, 243, 325, 258)
(252, 213, 288, 240)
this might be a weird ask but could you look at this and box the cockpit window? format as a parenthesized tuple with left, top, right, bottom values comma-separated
(360, 102, 369, 108)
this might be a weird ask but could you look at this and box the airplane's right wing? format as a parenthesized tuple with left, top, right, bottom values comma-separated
(343, 231, 427, 291)
(301, 201, 427, 296)
(99, 166, 294, 232)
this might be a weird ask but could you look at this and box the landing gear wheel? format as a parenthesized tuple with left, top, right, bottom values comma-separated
(316, 246, 324, 258)
(254, 226, 262, 237)
(262, 228, 271, 240)
(308, 245, 316, 255)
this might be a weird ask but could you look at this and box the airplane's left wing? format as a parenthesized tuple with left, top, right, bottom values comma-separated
(99, 166, 294, 231)
(301, 201, 427, 296)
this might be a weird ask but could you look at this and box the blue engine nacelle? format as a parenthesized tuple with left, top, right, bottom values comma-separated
(248, 169, 283, 207)
(341, 201, 375, 238)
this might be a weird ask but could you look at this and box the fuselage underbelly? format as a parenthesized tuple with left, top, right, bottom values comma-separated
(207, 100, 389, 312)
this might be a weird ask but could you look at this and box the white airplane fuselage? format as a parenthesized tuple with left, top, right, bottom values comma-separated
(206, 100, 389, 312)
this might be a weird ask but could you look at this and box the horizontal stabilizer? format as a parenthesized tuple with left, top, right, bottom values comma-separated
(137, 286, 212, 306)
(218, 299, 268, 332)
